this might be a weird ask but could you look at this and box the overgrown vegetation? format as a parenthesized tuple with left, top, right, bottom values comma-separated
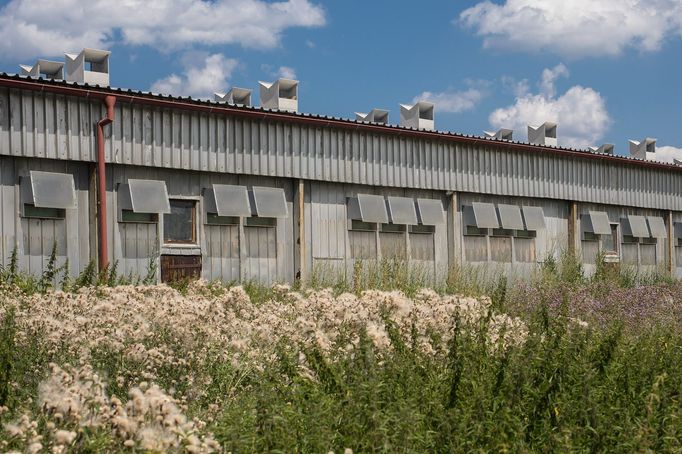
(1, 248, 681, 452)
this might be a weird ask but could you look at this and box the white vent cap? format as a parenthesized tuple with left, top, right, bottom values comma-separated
(355, 108, 389, 124)
(215, 87, 252, 106)
(399, 101, 435, 130)
(483, 128, 513, 140)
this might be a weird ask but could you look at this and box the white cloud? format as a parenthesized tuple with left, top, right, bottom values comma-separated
(150, 53, 239, 99)
(654, 145, 682, 163)
(0, 0, 325, 60)
(489, 64, 611, 149)
(413, 87, 487, 114)
(277, 66, 297, 79)
(460, 0, 682, 58)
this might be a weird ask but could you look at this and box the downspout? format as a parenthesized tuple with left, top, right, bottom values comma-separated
(96, 95, 116, 271)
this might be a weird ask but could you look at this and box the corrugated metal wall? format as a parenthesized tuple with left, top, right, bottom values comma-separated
(105, 165, 295, 284)
(0, 155, 90, 276)
(3, 86, 682, 211)
(304, 181, 448, 282)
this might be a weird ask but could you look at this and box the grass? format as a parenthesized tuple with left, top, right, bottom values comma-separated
(1, 248, 682, 452)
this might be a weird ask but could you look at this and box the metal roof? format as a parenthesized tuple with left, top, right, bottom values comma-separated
(0, 72, 680, 173)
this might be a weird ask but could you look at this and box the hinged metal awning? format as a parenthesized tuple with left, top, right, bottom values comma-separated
(416, 198, 444, 225)
(347, 194, 389, 224)
(624, 214, 650, 238)
(207, 184, 251, 217)
(472, 202, 499, 229)
(387, 196, 418, 225)
(646, 216, 667, 239)
(522, 206, 546, 230)
(119, 179, 171, 213)
(250, 186, 288, 218)
(21, 171, 76, 209)
(586, 211, 612, 235)
(496, 204, 524, 230)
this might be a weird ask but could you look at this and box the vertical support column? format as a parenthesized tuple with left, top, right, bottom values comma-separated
(296, 179, 306, 283)
(568, 201, 579, 257)
(238, 218, 246, 283)
(447, 192, 460, 269)
(667, 210, 674, 276)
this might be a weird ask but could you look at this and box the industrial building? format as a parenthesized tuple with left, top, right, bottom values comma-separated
(1, 49, 682, 284)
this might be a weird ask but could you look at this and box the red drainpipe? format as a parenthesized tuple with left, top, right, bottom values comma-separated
(96, 95, 116, 271)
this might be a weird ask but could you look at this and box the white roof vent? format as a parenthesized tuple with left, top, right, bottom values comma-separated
(19, 59, 64, 80)
(259, 78, 298, 112)
(64, 48, 110, 86)
(588, 144, 615, 154)
(214, 87, 252, 106)
(400, 101, 434, 130)
(629, 138, 656, 160)
(483, 128, 513, 141)
(355, 108, 389, 124)
(528, 122, 557, 146)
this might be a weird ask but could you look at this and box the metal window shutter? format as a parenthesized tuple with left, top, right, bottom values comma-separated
(387, 196, 418, 225)
(26, 171, 77, 209)
(251, 186, 288, 218)
(128, 179, 171, 214)
(497, 204, 524, 230)
(472, 202, 499, 229)
(586, 211, 612, 235)
(626, 214, 650, 238)
(646, 216, 667, 239)
(211, 184, 251, 217)
(416, 198, 444, 225)
(349, 194, 388, 224)
(522, 206, 546, 230)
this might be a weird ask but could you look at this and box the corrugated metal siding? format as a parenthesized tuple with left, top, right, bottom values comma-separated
(0, 155, 90, 276)
(106, 165, 295, 283)
(3, 87, 682, 211)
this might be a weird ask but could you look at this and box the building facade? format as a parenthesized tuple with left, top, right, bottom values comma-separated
(1, 74, 682, 284)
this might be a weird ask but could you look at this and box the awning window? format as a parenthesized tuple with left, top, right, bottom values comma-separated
(496, 204, 524, 230)
(646, 216, 667, 239)
(387, 196, 418, 225)
(21, 171, 76, 209)
(206, 184, 251, 217)
(416, 198, 444, 225)
(250, 186, 288, 218)
(472, 202, 499, 229)
(585, 211, 612, 235)
(118, 179, 171, 214)
(347, 194, 389, 224)
(522, 206, 546, 230)
(622, 214, 650, 238)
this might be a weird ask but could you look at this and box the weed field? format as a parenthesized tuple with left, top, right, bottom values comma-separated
(1, 257, 682, 452)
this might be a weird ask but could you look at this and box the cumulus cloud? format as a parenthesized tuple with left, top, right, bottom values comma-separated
(277, 66, 297, 79)
(654, 145, 682, 164)
(460, 0, 682, 58)
(413, 86, 487, 114)
(489, 64, 611, 149)
(150, 53, 239, 99)
(0, 0, 325, 60)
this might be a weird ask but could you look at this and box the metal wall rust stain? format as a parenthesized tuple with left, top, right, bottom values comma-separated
(160, 255, 202, 283)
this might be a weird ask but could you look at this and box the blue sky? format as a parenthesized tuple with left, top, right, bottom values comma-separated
(1, 0, 682, 159)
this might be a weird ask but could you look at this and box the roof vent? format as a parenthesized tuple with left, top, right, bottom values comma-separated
(259, 78, 298, 112)
(588, 144, 615, 154)
(214, 87, 252, 106)
(629, 138, 656, 160)
(64, 48, 110, 86)
(19, 59, 64, 80)
(355, 108, 389, 124)
(400, 101, 434, 130)
(674, 159, 682, 166)
(483, 128, 513, 140)
(528, 122, 557, 146)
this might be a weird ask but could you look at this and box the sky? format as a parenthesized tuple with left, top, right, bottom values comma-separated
(0, 0, 681, 160)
